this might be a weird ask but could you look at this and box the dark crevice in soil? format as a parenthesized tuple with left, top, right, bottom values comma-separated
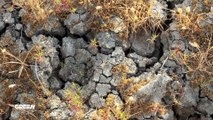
(124, 47, 134, 56)
(18, 24, 31, 41)
(68, 33, 82, 39)
(0, 26, 8, 37)
(134, 66, 146, 77)
(34, 30, 50, 37)
(12, 9, 21, 23)
(172, 105, 180, 120)
(188, 113, 201, 120)
(152, 38, 164, 60)
(181, 71, 187, 82)
(198, 86, 205, 99)
(82, 30, 92, 43)
(161, 1, 176, 31)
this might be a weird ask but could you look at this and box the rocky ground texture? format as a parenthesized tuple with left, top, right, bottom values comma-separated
(0, 0, 213, 120)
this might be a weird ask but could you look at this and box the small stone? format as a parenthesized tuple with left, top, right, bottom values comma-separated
(112, 90, 119, 95)
(59, 60, 86, 84)
(89, 93, 106, 108)
(15, 24, 23, 30)
(46, 17, 65, 37)
(180, 82, 199, 106)
(88, 45, 98, 55)
(0, 21, 5, 31)
(75, 49, 91, 63)
(64, 57, 76, 64)
(3, 12, 14, 24)
(160, 31, 170, 51)
(10, 109, 21, 120)
(79, 11, 89, 20)
(64, 13, 89, 36)
(130, 31, 155, 57)
(56, 89, 68, 100)
(61, 37, 76, 58)
(122, 58, 137, 74)
(152, 62, 162, 71)
(96, 32, 116, 50)
(171, 40, 185, 51)
(128, 52, 152, 68)
(96, 53, 109, 63)
(111, 47, 125, 63)
(64, 13, 79, 26)
(74, 38, 87, 49)
(18, 9, 25, 17)
(48, 77, 63, 90)
(198, 98, 213, 115)
(24, 23, 35, 37)
(71, 22, 89, 36)
(16, 93, 34, 104)
(96, 84, 111, 97)
(171, 31, 182, 40)
(164, 59, 177, 67)
(47, 95, 62, 109)
(115, 37, 131, 50)
(110, 77, 121, 87)
(92, 69, 102, 82)
(81, 81, 96, 100)
(132, 72, 172, 102)
(102, 62, 113, 77)
(99, 75, 111, 83)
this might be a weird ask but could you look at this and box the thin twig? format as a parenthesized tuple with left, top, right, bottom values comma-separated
(160, 56, 169, 70)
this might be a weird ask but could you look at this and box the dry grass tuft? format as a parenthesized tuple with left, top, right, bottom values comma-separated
(0, 36, 51, 119)
(89, 0, 166, 39)
(13, 0, 54, 25)
(173, 0, 213, 90)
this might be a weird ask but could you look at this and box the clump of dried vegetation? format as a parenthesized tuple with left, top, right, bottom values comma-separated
(173, 0, 213, 93)
(89, 0, 165, 39)
(12, 0, 165, 39)
(0, 35, 51, 119)
(13, 0, 54, 25)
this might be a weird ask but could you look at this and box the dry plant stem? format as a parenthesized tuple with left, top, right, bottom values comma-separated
(0, 48, 42, 92)
(187, 39, 213, 75)
(160, 56, 169, 70)
(24, 67, 41, 90)
(34, 60, 49, 96)
(0, 46, 35, 78)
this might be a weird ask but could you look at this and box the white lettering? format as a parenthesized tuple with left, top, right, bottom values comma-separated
(14, 104, 35, 110)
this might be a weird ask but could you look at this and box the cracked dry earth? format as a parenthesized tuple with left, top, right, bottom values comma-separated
(0, 0, 213, 120)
